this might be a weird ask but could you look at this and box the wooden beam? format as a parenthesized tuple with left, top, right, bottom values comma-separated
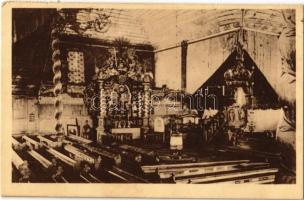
(181, 40, 188, 91)
(154, 25, 280, 54)
(154, 28, 240, 53)
(60, 40, 153, 53)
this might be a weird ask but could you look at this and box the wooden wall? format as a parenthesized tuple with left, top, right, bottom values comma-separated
(155, 47, 181, 90)
(244, 31, 281, 91)
(38, 104, 90, 134)
(186, 34, 234, 93)
(12, 97, 38, 134)
(12, 97, 91, 135)
(154, 30, 281, 94)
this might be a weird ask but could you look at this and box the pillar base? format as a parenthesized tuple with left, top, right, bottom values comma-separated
(96, 128, 106, 144)
(96, 117, 106, 143)
(143, 117, 149, 127)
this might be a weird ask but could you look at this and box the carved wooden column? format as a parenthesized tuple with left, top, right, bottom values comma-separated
(96, 79, 106, 143)
(138, 91, 143, 117)
(143, 82, 151, 127)
(143, 73, 153, 128)
(51, 23, 63, 135)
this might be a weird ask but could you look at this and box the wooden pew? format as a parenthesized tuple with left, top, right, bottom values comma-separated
(78, 143, 122, 166)
(141, 160, 250, 174)
(110, 166, 150, 183)
(12, 149, 26, 170)
(46, 148, 76, 167)
(158, 162, 270, 179)
(211, 174, 276, 184)
(104, 145, 143, 170)
(78, 143, 143, 173)
(119, 144, 157, 164)
(37, 135, 62, 148)
(35, 148, 78, 183)
(67, 134, 92, 144)
(27, 150, 52, 169)
(174, 168, 279, 184)
(12, 137, 26, 150)
(64, 144, 95, 164)
(119, 144, 156, 156)
(45, 147, 102, 183)
(12, 149, 32, 182)
(12, 137, 21, 146)
(13, 148, 53, 182)
(22, 135, 40, 149)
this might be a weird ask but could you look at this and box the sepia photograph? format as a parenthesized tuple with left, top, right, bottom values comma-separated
(1, 2, 303, 199)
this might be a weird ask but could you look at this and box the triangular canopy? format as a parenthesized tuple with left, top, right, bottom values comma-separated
(192, 50, 279, 110)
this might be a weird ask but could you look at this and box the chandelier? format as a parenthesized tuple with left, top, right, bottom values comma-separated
(223, 56, 252, 86)
(224, 10, 252, 87)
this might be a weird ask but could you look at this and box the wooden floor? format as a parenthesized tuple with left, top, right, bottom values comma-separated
(11, 134, 291, 184)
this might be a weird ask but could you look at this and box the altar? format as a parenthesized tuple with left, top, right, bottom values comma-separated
(111, 128, 141, 140)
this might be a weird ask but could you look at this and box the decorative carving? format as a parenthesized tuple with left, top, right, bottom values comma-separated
(82, 38, 154, 136)
(67, 51, 85, 84)
(224, 61, 252, 86)
(96, 79, 106, 143)
(67, 85, 85, 97)
(38, 84, 54, 97)
(83, 81, 100, 116)
(143, 72, 154, 83)
(224, 28, 252, 87)
(93, 38, 153, 83)
(51, 26, 63, 133)
(57, 9, 111, 34)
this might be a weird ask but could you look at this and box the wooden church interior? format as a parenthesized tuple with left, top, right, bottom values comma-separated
(12, 8, 295, 183)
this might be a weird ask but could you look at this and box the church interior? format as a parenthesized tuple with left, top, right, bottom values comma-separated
(12, 8, 296, 184)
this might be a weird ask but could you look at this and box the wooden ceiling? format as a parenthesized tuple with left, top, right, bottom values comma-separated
(131, 9, 290, 49)
(65, 9, 150, 45)
(13, 9, 292, 51)
(70, 8, 291, 49)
